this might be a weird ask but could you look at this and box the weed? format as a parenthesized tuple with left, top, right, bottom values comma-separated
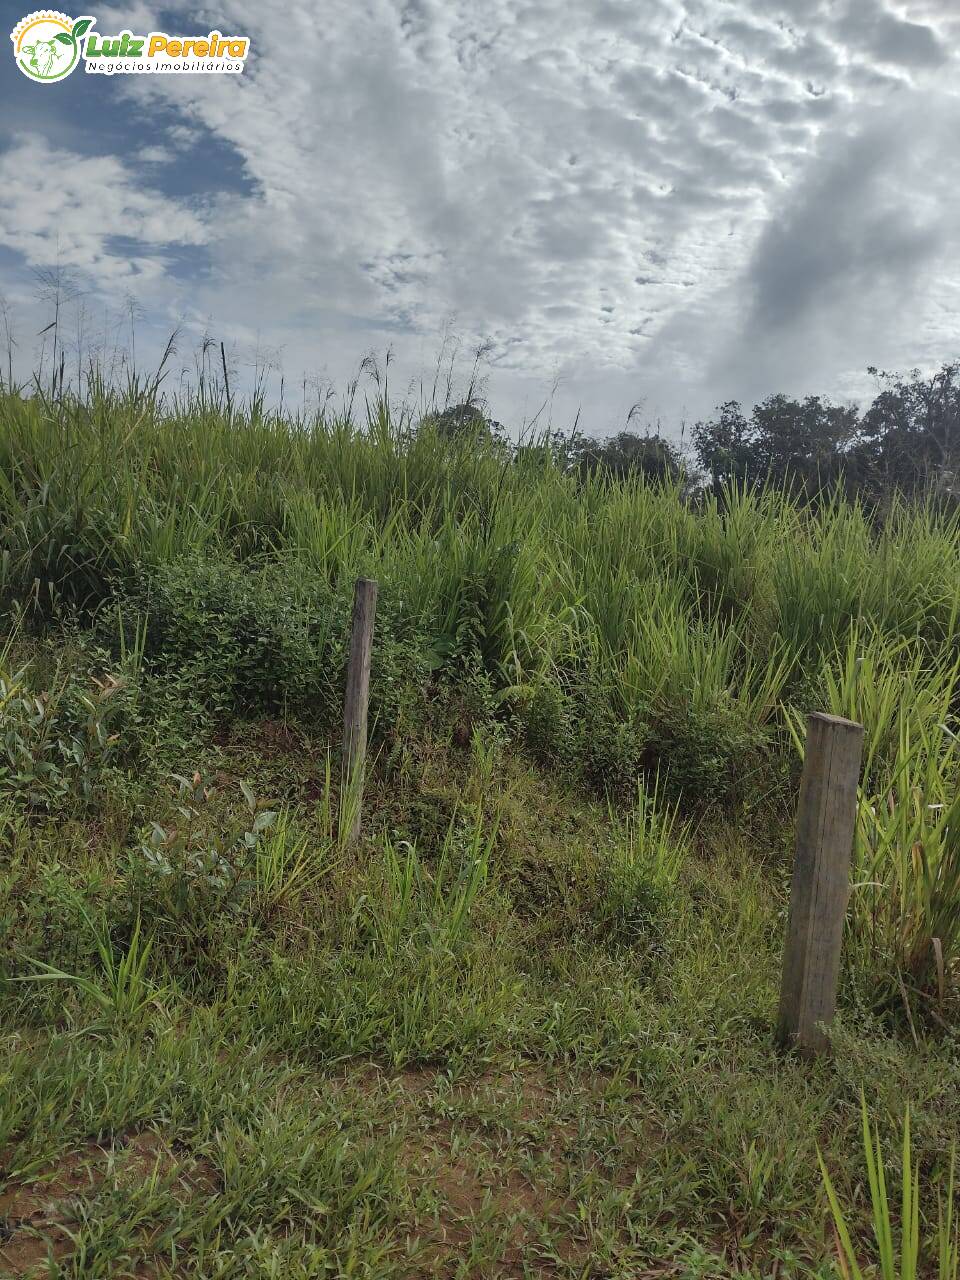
(14, 910, 163, 1030)
(819, 1093, 959, 1280)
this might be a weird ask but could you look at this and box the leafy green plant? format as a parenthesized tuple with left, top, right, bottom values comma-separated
(788, 640, 960, 1010)
(855, 743, 960, 1009)
(132, 773, 278, 939)
(0, 651, 129, 811)
(56, 16, 93, 51)
(596, 778, 687, 948)
(792, 625, 960, 787)
(365, 808, 495, 957)
(125, 555, 342, 717)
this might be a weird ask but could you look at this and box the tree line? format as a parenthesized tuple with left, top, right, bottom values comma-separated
(430, 362, 960, 504)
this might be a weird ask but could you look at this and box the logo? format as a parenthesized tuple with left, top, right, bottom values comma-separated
(10, 12, 250, 81)
(11, 11, 93, 81)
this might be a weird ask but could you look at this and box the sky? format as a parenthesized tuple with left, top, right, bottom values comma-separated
(2, 0, 959, 439)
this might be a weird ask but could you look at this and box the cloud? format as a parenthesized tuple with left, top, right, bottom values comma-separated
(685, 78, 960, 412)
(0, 136, 206, 282)
(747, 111, 955, 334)
(1, 0, 959, 431)
(833, 2, 948, 68)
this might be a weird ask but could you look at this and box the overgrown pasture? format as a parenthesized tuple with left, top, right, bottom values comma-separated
(1, 383, 960, 1276)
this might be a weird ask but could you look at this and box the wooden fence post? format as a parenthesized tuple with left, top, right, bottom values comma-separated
(776, 711, 864, 1058)
(342, 577, 378, 844)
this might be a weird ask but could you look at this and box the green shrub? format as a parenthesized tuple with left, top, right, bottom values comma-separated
(0, 648, 131, 811)
(522, 671, 766, 811)
(120, 555, 340, 716)
(0, 622, 210, 816)
(129, 774, 279, 965)
(644, 697, 768, 811)
(111, 554, 435, 739)
(521, 669, 649, 797)
(0, 856, 116, 1003)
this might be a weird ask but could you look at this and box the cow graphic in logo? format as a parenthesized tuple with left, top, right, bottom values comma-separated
(10, 11, 94, 82)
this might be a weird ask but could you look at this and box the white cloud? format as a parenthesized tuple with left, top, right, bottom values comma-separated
(3, 0, 959, 431)
(0, 137, 206, 282)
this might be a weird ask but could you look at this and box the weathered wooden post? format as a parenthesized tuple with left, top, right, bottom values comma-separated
(777, 712, 864, 1058)
(342, 577, 378, 844)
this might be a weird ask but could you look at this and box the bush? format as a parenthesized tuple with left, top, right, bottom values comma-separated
(592, 785, 686, 952)
(521, 670, 766, 811)
(111, 555, 436, 740)
(0, 623, 209, 815)
(521, 671, 650, 798)
(119, 555, 341, 717)
(0, 646, 133, 811)
(644, 698, 768, 811)
(127, 773, 281, 985)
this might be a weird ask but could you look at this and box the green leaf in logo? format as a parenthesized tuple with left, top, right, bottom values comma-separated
(72, 17, 93, 38)
(55, 31, 73, 44)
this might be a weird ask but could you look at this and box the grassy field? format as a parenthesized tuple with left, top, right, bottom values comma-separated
(2, 383, 960, 1277)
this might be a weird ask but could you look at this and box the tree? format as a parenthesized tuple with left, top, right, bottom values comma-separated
(751, 394, 860, 494)
(692, 395, 860, 496)
(572, 430, 685, 485)
(690, 401, 754, 490)
(428, 401, 506, 443)
(854, 363, 960, 497)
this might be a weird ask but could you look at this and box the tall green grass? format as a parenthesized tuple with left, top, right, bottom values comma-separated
(819, 1093, 958, 1280)
(4, 381, 960, 1013)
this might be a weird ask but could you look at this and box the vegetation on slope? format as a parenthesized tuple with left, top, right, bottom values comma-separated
(1, 378, 960, 1276)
